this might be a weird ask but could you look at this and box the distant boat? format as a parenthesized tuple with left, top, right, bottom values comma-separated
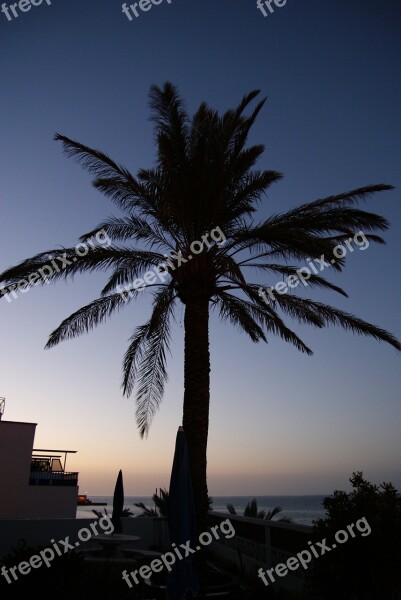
(77, 494, 107, 506)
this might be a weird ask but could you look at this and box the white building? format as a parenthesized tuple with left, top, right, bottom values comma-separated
(0, 419, 78, 518)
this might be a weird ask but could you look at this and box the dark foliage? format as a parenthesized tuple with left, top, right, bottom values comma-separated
(306, 472, 401, 600)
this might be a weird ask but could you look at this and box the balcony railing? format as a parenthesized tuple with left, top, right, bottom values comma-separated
(29, 471, 78, 487)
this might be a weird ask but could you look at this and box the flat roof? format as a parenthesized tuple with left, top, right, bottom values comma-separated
(33, 449, 77, 454)
(0, 420, 37, 426)
(32, 454, 62, 458)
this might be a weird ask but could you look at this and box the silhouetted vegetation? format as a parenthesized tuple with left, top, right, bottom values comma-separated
(227, 499, 292, 522)
(135, 487, 170, 517)
(305, 472, 401, 600)
(135, 487, 213, 517)
(92, 506, 134, 519)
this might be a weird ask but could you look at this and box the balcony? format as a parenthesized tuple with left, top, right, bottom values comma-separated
(29, 449, 78, 487)
(29, 471, 78, 486)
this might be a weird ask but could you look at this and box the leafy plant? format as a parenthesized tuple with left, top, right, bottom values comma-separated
(227, 499, 292, 522)
(307, 472, 401, 600)
(135, 487, 213, 517)
(92, 507, 134, 519)
(134, 487, 169, 517)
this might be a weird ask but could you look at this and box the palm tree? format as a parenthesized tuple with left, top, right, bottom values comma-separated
(227, 499, 292, 522)
(92, 507, 134, 519)
(135, 487, 213, 517)
(1, 83, 400, 532)
(134, 487, 169, 517)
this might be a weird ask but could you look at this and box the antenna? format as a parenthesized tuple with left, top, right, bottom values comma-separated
(0, 398, 5, 420)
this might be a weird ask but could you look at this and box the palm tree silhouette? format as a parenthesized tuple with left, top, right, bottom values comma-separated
(227, 499, 292, 522)
(134, 487, 213, 517)
(134, 487, 169, 517)
(1, 83, 400, 531)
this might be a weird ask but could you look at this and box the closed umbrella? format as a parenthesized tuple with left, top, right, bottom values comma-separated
(112, 469, 124, 534)
(167, 426, 199, 600)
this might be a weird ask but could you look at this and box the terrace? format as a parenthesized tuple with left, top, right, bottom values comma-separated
(29, 449, 78, 487)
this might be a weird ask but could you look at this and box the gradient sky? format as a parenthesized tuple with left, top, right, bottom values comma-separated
(1, 0, 400, 496)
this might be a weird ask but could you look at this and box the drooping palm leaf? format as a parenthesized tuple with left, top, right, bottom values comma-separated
(45, 290, 139, 348)
(122, 285, 176, 437)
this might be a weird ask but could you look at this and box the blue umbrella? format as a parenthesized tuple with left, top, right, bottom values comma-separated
(167, 427, 199, 600)
(112, 469, 124, 534)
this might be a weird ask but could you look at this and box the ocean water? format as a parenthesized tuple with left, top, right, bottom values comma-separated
(77, 495, 326, 526)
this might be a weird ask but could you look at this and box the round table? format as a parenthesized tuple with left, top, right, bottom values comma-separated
(95, 533, 140, 557)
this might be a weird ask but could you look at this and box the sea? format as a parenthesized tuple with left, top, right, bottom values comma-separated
(77, 495, 326, 526)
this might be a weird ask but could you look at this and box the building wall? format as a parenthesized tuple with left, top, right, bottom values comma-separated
(21, 487, 78, 519)
(0, 421, 36, 518)
(0, 421, 77, 519)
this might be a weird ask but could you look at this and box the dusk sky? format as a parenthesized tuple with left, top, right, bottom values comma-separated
(1, 0, 400, 496)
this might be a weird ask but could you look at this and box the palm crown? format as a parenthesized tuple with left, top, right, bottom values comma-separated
(1, 83, 399, 527)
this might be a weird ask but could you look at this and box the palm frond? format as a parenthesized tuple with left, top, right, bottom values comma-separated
(226, 503, 237, 515)
(149, 82, 188, 168)
(244, 263, 348, 297)
(228, 228, 343, 269)
(258, 292, 400, 351)
(122, 286, 176, 437)
(79, 215, 174, 250)
(55, 133, 128, 180)
(45, 290, 138, 349)
(0, 246, 164, 294)
(230, 285, 315, 354)
(55, 133, 162, 215)
(275, 297, 401, 351)
(291, 184, 394, 214)
(265, 506, 282, 520)
(216, 291, 267, 342)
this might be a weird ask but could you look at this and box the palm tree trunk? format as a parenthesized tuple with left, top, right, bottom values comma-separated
(182, 297, 210, 535)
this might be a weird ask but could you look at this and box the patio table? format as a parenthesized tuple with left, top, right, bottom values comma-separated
(94, 533, 140, 557)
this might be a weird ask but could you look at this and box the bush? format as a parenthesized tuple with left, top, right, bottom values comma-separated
(306, 472, 401, 600)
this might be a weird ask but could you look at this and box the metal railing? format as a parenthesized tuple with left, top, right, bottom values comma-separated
(29, 471, 78, 487)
